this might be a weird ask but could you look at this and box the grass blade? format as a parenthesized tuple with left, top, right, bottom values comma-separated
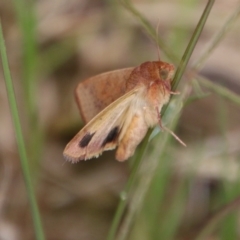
(0, 23, 45, 240)
(106, 130, 151, 240)
(198, 76, 240, 106)
(13, 0, 43, 168)
(121, 0, 177, 61)
(107, 1, 214, 240)
(194, 4, 240, 70)
(171, 0, 215, 90)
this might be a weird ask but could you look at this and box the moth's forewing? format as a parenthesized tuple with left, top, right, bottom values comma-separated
(75, 68, 134, 123)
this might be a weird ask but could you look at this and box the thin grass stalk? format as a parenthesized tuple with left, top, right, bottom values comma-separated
(188, 4, 240, 233)
(13, 0, 43, 169)
(171, 0, 215, 90)
(116, 0, 240, 239)
(193, 3, 240, 71)
(13, 0, 37, 117)
(107, 1, 214, 240)
(190, 3, 240, 106)
(197, 76, 240, 105)
(0, 23, 45, 240)
(106, 130, 151, 240)
(117, 83, 191, 240)
(157, 180, 187, 240)
(192, 3, 240, 107)
(122, 0, 240, 108)
(195, 196, 240, 240)
(117, 133, 170, 240)
(120, 0, 178, 62)
(123, 0, 240, 107)
(117, 94, 187, 240)
(216, 117, 237, 240)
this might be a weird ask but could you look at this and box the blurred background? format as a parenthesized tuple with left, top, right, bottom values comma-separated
(0, 0, 240, 239)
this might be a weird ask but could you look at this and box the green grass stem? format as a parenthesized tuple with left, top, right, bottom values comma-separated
(0, 23, 45, 240)
(106, 130, 151, 240)
(121, 0, 178, 62)
(198, 76, 240, 105)
(13, 0, 43, 169)
(171, 0, 215, 90)
(195, 196, 240, 240)
(107, 1, 214, 240)
(194, 4, 240, 71)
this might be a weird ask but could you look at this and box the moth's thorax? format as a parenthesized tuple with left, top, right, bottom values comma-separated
(126, 60, 174, 108)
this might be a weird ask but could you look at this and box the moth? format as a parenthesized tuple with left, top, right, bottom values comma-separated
(63, 60, 185, 162)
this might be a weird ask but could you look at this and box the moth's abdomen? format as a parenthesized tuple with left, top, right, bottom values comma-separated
(116, 114, 148, 161)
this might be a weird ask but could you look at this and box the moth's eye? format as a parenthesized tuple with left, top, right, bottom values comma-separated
(159, 69, 168, 80)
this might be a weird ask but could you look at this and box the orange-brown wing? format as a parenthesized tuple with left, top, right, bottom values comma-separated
(75, 68, 134, 123)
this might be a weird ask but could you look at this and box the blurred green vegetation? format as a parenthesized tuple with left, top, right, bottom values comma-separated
(0, 0, 240, 240)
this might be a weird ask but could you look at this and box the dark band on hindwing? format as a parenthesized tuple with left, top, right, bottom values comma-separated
(101, 127, 119, 147)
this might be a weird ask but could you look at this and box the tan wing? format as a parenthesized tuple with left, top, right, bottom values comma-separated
(75, 68, 134, 123)
(63, 88, 140, 162)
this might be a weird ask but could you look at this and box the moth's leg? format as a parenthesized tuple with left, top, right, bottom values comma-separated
(116, 114, 148, 161)
(155, 107, 186, 147)
(155, 107, 164, 130)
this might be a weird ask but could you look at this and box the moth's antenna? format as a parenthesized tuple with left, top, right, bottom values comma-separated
(156, 19, 161, 61)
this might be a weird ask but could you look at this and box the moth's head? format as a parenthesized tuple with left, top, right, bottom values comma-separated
(127, 61, 175, 92)
(155, 61, 175, 82)
(153, 61, 175, 92)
